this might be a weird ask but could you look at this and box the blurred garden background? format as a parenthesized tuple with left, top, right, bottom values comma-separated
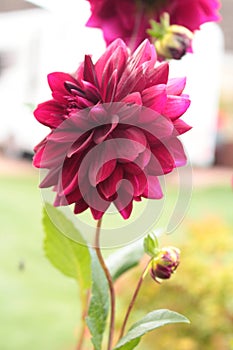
(0, 0, 233, 349)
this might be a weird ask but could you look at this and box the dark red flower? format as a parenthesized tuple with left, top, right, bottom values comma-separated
(33, 39, 191, 220)
(86, 0, 221, 50)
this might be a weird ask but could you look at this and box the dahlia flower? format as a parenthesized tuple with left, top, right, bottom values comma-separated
(86, 0, 220, 50)
(33, 39, 191, 220)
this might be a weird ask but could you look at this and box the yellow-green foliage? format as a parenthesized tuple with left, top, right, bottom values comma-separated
(118, 216, 233, 350)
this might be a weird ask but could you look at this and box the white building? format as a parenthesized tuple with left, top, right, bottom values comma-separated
(0, 0, 223, 166)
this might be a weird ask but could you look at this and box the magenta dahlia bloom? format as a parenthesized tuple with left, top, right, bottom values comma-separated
(33, 39, 191, 220)
(86, 0, 220, 50)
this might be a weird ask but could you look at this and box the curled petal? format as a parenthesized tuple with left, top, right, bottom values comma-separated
(48, 72, 77, 94)
(34, 100, 65, 128)
(166, 77, 187, 96)
(163, 95, 191, 120)
(142, 176, 163, 199)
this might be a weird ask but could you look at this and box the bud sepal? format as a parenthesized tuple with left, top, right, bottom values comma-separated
(143, 233, 160, 258)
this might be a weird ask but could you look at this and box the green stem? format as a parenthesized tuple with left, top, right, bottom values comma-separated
(95, 218, 115, 350)
(119, 260, 151, 339)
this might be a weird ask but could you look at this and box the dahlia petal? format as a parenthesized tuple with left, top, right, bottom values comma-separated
(173, 119, 192, 136)
(65, 110, 92, 131)
(76, 95, 93, 109)
(115, 1, 135, 30)
(136, 146, 151, 168)
(39, 167, 61, 188)
(163, 96, 191, 120)
(98, 165, 123, 199)
(64, 81, 85, 97)
(142, 176, 163, 199)
(88, 143, 117, 186)
(150, 116, 174, 139)
(113, 128, 147, 162)
(125, 172, 147, 196)
(104, 69, 118, 102)
(145, 62, 169, 87)
(123, 162, 142, 175)
(129, 40, 156, 70)
(84, 55, 99, 87)
(67, 130, 94, 157)
(95, 39, 128, 85)
(86, 13, 101, 28)
(51, 91, 69, 104)
(74, 198, 89, 214)
(142, 84, 167, 113)
(63, 187, 83, 205)
(108, 45, 128, 78)
(54, 193, 62, 207)
(33, 145, 45, 168)
(60, 157, 81, 196)
(116, 65, 146, 99)
(34, 100, 65, 128)
(33, 136, 47, 153)
(81, 80, 101, 101)
(115, 200, 133, 220)
(96, 159, 117, 184)
(118, 103, 141, 123)
(137, 108, 161, 124)
(54, 185, 83, 206)
(170, 0, 220, 31)
(168, 138, 187, 167)
(113, 179, 134, 218)
(87, 188, 111, 218)
(93, 118, 118, 144)
(88, 103, 108, 123)
(101, 17, 127, 46)
(138, 111, 173, 139)
(115, 127, 147, 148)
(90, 207, 106, 220)
(166, 77, 186, 96)
(149, 144, 175, 175)
(47, 127, 83, 144)
(48, 72, 77, 93)
(35, 141, 68, 169)
(121, 92, 142, 105)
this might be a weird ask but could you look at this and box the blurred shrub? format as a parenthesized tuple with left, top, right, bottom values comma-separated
(117, 216, 233, 350)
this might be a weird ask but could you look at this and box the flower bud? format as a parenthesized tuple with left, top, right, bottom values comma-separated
(147, 13, 193, 60)
(150, 246, 180, 282)
(155, 25, 193, 60)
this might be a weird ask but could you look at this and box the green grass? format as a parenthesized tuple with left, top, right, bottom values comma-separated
(0, 175, 79, 350)
(0, 173, 232, 350)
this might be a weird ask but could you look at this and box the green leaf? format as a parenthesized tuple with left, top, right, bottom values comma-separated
(43, 203, 91, 293)
(106, 239, 144, 281)
(114, 309, 190, 350)
(86, 250, 109, 350)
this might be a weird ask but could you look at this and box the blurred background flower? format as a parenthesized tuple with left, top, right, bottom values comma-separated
(86, 0, 220, 51)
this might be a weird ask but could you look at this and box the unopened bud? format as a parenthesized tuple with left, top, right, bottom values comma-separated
(150, 246, 180, 282)
(147, 13, 193, 60)
(155, 25, 193, 60)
